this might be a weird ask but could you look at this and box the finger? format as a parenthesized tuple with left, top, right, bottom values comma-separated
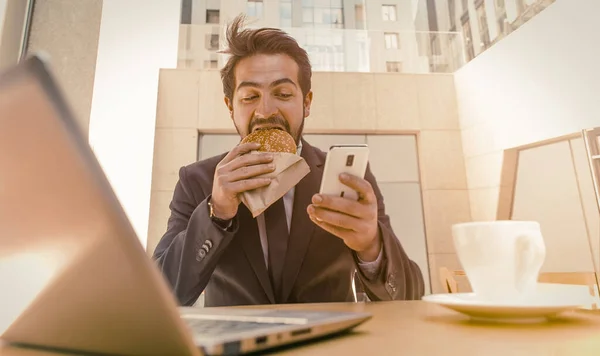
(311, 194, 372, 220)
(307, 205, 361, 231)
(226, 151, 274, 172)
(226, 177, 272, 194)
(339, 173, 376, 204)
(221, 142, 262, 165)
(308, 212, 353, 240)
(228, 163, 275, 182)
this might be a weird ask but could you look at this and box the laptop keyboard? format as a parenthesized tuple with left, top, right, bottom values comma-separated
(185, 318, 288, 336)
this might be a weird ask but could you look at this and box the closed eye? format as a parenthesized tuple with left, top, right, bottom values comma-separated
(278, 93, 292, 99)
(242, 95, 258, 102)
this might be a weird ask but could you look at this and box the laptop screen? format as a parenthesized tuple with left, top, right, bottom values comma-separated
(0, 60, 111, 332)
(0, 58, 197, 355)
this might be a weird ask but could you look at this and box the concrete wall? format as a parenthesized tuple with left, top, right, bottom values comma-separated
(26, 0, 103, 138)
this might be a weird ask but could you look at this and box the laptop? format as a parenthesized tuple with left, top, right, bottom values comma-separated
(0, 55, 371, 356)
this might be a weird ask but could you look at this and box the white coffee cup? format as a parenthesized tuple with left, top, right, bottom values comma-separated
(452, 221, 546, 302)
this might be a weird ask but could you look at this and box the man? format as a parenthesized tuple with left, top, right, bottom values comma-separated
(153, 15, 424, 307)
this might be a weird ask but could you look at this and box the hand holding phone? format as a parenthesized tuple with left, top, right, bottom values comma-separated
(310, 144, 381, 261)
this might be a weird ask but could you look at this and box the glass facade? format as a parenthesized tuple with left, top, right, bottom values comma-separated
(246, 0, 264, 19)
(177, 0, 479, 74)
(280, 0, 293, 28)
(423, 0, 556, 62)
(302, 0, 344, 29)
(381, 5, 397, 22)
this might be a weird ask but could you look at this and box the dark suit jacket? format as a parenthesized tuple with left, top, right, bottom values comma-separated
(153, 139, 425, 307)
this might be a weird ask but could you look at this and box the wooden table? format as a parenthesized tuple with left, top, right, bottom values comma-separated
(2, 301, 600, 355)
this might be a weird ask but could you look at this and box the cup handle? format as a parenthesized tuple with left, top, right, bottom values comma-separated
(515, 230, 546, 292)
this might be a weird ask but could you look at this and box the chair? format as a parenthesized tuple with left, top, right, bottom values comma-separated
(438, 267, 462, 294)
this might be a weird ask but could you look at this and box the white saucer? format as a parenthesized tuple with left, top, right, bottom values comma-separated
(422, 292, 585, 323)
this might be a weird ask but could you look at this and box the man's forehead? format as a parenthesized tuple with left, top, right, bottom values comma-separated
(234, 53, 300, 87)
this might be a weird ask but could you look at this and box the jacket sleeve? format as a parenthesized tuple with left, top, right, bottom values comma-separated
(352, 164, 425, 301)
(152, 166, 238, 306)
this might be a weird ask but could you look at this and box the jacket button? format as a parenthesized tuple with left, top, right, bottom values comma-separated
(196, 249, 207, 262)
(388, 273, 396, 284)
(386, 273, 397, 294)
(205, 239, 213, 249)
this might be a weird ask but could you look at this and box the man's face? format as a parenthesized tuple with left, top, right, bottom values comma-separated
(225, 53, 312, 145)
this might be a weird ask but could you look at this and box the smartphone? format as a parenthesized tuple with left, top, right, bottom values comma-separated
(319, 144, 369, 201)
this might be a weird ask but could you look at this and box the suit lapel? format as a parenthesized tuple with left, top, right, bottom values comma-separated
(238, 205, 275, 304)
(281, 140, 324, 302)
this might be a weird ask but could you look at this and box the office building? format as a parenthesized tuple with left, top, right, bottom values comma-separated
(419, 0, 556, 61)
(178, 0, 464, 73)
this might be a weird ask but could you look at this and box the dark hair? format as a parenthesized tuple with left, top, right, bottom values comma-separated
(219, 14, 312, 101)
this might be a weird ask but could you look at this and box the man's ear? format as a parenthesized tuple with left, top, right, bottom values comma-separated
(224, 96, 234, 119)
(303, 91, 313, 118)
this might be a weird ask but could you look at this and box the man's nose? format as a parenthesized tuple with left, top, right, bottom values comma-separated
(255, 96, 278, 118)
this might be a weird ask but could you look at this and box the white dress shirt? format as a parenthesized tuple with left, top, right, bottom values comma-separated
(256, 142, 383, 280)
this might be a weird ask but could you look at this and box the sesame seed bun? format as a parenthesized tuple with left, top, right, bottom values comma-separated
(241, 129, 296, 154)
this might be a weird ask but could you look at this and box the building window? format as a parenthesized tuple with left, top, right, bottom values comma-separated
(462, 20, 475, 61)
(303, 32, 345, 72)
(461, 0, 468, 14)
(386, 61, 402, 72)
(497, 14, 508, 36)
(314, 8, 325, 24)
(495, 0, 508, 36)
(384, 33, 399, 49)
(181, 0, 192, 24)
(381, 5, 397, 21)
(303, 7, 314, 23)
(448, 0, 456, 29)
(430, 33, 441, 55)
(302, 2, 344, 28)
(355, 4, 365, 28)
(247, 0, 264, 19)
(204, 60, 218, 69)
(329, 8, 344, 27)
(357, 40, 369, 71)
(280, 1, 292, 27)
(476, 2, 491, 48)
(206, 9, 220, 24)
(206, 34, 219, 50)
(515, 0, 527, 15)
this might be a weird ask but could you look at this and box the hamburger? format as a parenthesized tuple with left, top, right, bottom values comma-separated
(241, 128, 297, 154)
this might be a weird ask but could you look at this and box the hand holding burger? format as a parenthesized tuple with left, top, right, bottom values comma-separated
(210, 129, 297, 220)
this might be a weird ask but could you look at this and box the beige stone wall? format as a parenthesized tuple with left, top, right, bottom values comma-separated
(149, 69, 470, 294)
(460, 125, 506, 222)
(26, 0, 103, 138)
